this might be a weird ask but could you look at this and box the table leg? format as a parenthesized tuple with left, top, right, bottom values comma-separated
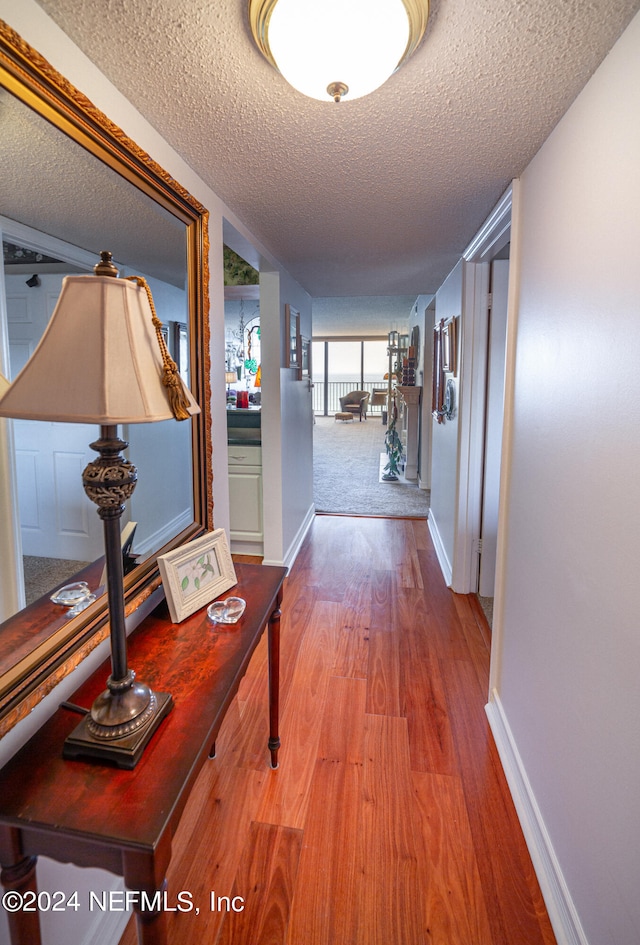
(132, 885, 168, 945)
(0, 826, 41, 945)
(122, 846, 170, 945)
(267, 589, 282, 768)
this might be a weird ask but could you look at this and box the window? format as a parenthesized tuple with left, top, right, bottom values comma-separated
(311, 339, 389, 415)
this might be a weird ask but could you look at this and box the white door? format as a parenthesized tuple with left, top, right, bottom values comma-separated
(478, 259, 509, 598)
(6, 274, 104, 561)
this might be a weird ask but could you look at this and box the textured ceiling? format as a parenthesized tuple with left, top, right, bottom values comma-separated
(0, 89, 186, 286)
(32, 0, 640, 305)
(311, 296, 423, 337)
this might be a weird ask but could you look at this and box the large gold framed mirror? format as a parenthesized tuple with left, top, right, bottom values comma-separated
(0, 20, 212, 735)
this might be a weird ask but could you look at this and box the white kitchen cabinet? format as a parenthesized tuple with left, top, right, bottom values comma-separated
(228, 445, 263, 554)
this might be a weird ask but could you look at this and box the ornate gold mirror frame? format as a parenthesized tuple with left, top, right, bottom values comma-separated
(0, 20, 212, 736)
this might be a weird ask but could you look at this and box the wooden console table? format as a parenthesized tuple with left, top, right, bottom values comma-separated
(0, 562, 286, 945)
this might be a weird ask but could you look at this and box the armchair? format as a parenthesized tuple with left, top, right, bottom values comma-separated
(370, 388, 388, 423)
(339, 390, 370, 421)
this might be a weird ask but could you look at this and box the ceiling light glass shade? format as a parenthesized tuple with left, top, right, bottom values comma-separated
(249, 0, 429, 102)
(0, 275, 200, 424)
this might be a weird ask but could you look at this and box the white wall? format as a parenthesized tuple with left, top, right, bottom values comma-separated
(261, 269, 314, 567)
(490, 11, 640, 945)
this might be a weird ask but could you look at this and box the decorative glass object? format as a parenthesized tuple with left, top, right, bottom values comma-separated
(207, 597, 247, 625)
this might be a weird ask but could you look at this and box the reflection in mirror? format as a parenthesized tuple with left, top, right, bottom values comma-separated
(2, 253, 195, 604)
(0, 21, 211, 733)
(224, 295, 261, 404)
(223, 249, 261, 408)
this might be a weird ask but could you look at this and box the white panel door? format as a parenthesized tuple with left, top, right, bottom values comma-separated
(13, 419, 103, 559)
(7, 274, 103, 561)
(478, 259, 509, 598)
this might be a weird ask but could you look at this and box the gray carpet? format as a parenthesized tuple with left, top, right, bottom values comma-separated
(313, 415, 429, 518)
(23, 556, 91, 606)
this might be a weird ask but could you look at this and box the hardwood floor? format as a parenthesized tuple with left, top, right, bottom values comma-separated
(120, 516, 556, 945)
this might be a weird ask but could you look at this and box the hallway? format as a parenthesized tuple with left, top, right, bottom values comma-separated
(120, 516, 555, 945)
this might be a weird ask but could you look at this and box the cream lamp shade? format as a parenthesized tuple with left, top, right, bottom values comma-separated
(0, 275, 200, 424)
(225, 371, 238, 385)
(249, 0, 429, 102)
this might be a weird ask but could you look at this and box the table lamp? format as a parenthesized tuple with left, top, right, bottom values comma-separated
(0, 251, 200, 767)
(225, 371, 237, 400)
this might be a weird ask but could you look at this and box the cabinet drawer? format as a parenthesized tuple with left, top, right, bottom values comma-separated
(228, 445, 262, 466)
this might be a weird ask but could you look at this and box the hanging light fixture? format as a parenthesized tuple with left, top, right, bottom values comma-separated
(249, 0, 429, 103)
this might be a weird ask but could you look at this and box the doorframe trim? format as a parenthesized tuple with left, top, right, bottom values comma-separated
(450, 185, 512, 593)
(464, 186, 513, 262)
(451, 260, 489, 593)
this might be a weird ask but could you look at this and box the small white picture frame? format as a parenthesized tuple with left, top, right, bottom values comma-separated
(157, 529, 237, 623)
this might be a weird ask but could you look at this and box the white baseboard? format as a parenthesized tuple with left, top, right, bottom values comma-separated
(427, 510, 452, 586)
(230, 538, 264, 556)
(283, 503, 315, 568)
(263, 503, 314, 570)
(485, 692, 588, 945)
(134, 508, 192, 557)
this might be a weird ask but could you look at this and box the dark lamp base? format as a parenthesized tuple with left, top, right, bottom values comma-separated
(63, 692, 173, 769)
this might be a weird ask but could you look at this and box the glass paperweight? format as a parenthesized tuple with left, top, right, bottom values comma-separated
(50, 581, 96, 616)
(51, 582, 91, 606)
(207, 596, 246, 625)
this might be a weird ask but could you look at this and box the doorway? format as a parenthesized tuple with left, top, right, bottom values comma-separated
(477, 257, 510, 622)
(450, 185, 513, 618)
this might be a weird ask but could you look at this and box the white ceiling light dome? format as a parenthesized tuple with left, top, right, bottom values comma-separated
(249, 0, 429, 103)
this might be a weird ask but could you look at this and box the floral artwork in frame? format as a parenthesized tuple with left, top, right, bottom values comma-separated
(157, 529, 237, 623)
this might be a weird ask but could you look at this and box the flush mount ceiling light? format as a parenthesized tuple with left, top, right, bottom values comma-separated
(249, 0, 429, 103)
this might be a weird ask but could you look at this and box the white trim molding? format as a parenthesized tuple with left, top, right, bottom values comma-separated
(486, 691, 589, 945)
(450, 261, 489, 593)
(464, 185, 513, 262)
(263, 502, 314, 570)
(450, 185, 514, 594)
(427, 510, 452, 586)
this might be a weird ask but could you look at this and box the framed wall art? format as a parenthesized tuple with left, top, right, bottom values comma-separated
(432, 321, 445, 423)
(157, 528, 237, 623)
(441, 316, 458, 375)
(301, 336, 311, 377)
(285, 303, 300, 370)
(172, 321, 189, 382)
